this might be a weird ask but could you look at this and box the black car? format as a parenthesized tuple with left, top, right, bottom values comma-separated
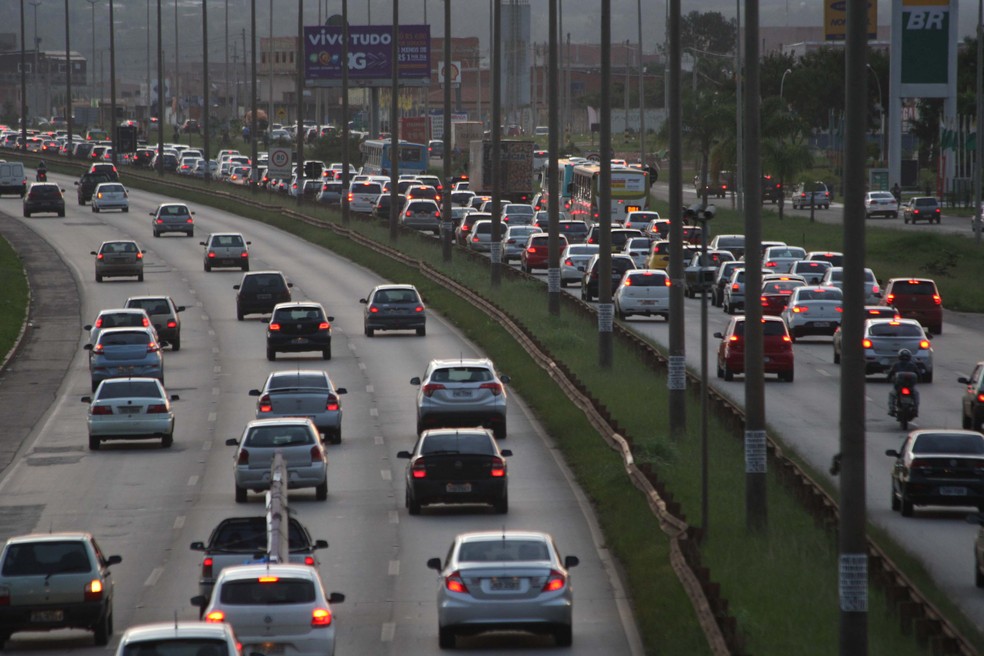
(360, 284, 426, 337)
(959, 362, 984, 432)
(886, 430, 984, 517)
(75, 172, 112, 205)
(397, 428, 512, 515)
(87, 162, 120, 182)
(265, 302, 333, 360)
(581, 254, 635, 302)
(234, 271, 293, 320)
(22, 182, 65, 217)
(372, 193, 406, 220)
(762, 174, 783, 204)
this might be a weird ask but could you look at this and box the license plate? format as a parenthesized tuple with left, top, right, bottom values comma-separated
(291, 337, 308, 344)
(640, 300, 655, 306)
(452, 390, 471, 398)
(813, 322, 830, 328)
(940, 486, 967, 496)
(446, 483, 472, 493)
(31, 610, 63, 623)
(490, 578, 520, 591)
(254, 644, 286, 655)
(119, 406, 141, 414)
(257, 293, 272, 300)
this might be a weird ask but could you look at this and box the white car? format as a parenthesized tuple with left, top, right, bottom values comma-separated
(614, 269, 670, 321)
(82, 377, 178, 450)
(226, 418, 328, 502)
(621, 237, 653, 269)
(348, 180, 385, 212)
(196, 564, 345, 656)
(818, 266, 882, 304)
(780, 285, 844, 341)
(762, 245, 807, 273)
(561, 243, 600, 286)
(114, 621, 240, 656)
(90, 182, 129, 213)
(864, 190, 899, 219)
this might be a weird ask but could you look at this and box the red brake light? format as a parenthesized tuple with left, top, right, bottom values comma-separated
(311, 608, 333, 627)
(84, 579, 104, 602)
(415, 305, 424, 312)
(885, 294, 895, 304)
(96, 253, 104, 260)
(835, 306, 843, 313)
(932, 294, 942, 305)
(208, 251, 216, 258)
(422, 383, 445, 397)
(269, 323, 281, 331)
(412, 459, 427, 478)
(241, 252, 249, 258)
(318, 322, 331, 330)
(919, 339, 930, 349)
(204, 610, 225, 623)
(304, 555, 315, 566)
(310, 446, 323, 463)
(446, 572, 469, 594)
(94, 317, 104, 328)
(369, 306, 379, 313)
(326, 395, 339, 412)
(782, 335, 792, 343)
(202, 556, 213, 578)
(147, 342, 160, 353)
(542, 570, 566, 592)
(166, 320, 176, 329)
(490, 457, 506, 477)
(90, 405, 113, 415)
(978, 393, 984, 403)
(792, 306, 807, 313)
(479, 382, 503, 396)
(862, 338, 873, 349)
(731, 283, 739, 291)
(237, 449, 249, 465)
(729, 335, 739, 342)
(147, 404, 168, 413)
(258, 394, 272, 413)
(136, 252, 144, 260)
(900, 387, 912, 396)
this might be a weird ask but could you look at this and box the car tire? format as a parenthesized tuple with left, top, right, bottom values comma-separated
(408, 489, 421, 516)
(416, 326, 426, 337)
(171, 335, 181, 351)
(366, 326, 374, 337)
(93, 608, 112, 646)
(123, 207, 128, 213)
(555, 625, 573, 647)
(266, 347, 276, 361)
(23, 211, 30, 218)
(92, 205, 99, 213)
(493, 423, 507, 440)
(138, 273, 144, 282)
(322, 346, 332, 360)
(932, 324, 942, 335)
(494, 493, 508, 514)
(723, 365, 734, 382)
(153, 231, 159, 238)
(900, 494, 914, 517)
(976, 559, 984, 589)
(88, 435, 100, 450)
(904, 216, 909, 224)
(833, 348, 841, 364)
(716, 362, 723, 379)
(891, 486, 900, 511)
(235, 485, 248, 503)
(237, 308, 245, 321)
(162, 433, 173, 448)
(95, 273, 102, 283)
(963, 414, 972, 430)
(188, 230, 194, 238)
(329, 428, 341, 445)
(780, 369, 794, 383)
(438, 626, 455, 649)
(315, 480, 328, 501)
(204, 261, 212, 272)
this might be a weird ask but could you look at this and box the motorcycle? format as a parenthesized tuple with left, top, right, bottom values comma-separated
(35, 170, 47, 182)
(892, 370, 919, 429)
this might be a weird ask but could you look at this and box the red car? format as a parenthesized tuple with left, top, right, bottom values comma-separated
(520, 233, 568, 273)
(715, 315, 794, 382)
(759, 276, 806, 316)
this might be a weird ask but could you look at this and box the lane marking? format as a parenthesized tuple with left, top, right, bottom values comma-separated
(374, 435, 384, 446)
(380, 469, 391, 481)
(212, 387, 220, 396)
(359, 362, 367, 371)
(144, 567, 164, 587)
(173, 515, 185, 530)
(208, 412, 217, 422)
(388, 560, 400, 576)
(817, 368, 831, 377)
(388, 510, 399, 524)
(212, 346, 220, 354)
(202, 440, 212, 451)
(188, 475, 199, 487)
(380, 622, 396, 642)
(348, 342, 357, 351)
(369, 408, 378, 417)
(209, 330, 216, 337)
(201, 314, 209, 321)
(366, 384, 374, 393)
(213, 365, 221, 373)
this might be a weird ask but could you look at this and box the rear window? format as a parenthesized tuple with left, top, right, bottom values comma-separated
(892, 280, 937, 295)
(734, 321, 788, 337)
(420, 432, 496, 455)
(127, 299, 170, 315)
(353, 183, 382, 195)
(2, 541, 91, 576)
(244, 424, 315, 447)
(212, 235, 245, 247)
(913, 433, 984, 455)
(559, 222, 588, 235)
(373, 288, 420, 303)
(99, 313, 147, 328)
(273, 307, 324, 322)
(715, 237, 744, 248)
(626, 272, 668, 286)
(98, 381, 161, 399)
(458, 540, 549, 562)
(242, 274, 287, 292)
(213, 519, 309, 551)
(796, 288, 843, 301)
(408, 201, 436, 213)
(98, 331, 152, 346)
(269, 373, 328, 390)
(430, 367, 493, 383)
(218, 578, 315, 605)
(868, 322, 923, 337)
(102, 242, 138, 254)
(120, 638, 229, 655)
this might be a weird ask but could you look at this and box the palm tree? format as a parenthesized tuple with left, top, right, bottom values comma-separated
(762, 139, 814, 220)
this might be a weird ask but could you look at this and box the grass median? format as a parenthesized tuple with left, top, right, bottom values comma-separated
(109, 170, 964, 654)
(0, 234, 28, 363)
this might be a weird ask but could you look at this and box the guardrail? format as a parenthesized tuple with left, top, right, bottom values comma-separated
(11, 152, 980, 655)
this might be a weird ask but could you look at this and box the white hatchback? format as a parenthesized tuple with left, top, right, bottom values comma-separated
(91, 182, 129, 213)
(614, 269, 671, 321)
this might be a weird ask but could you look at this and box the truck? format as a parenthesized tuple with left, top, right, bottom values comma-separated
(451, 121, 484, 152)
(468, 139, 535, 203)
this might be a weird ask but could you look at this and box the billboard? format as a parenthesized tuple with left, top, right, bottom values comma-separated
(892, 0, 956, 98)
(303, 25, 431, 88)
(824, 0, 878, 40)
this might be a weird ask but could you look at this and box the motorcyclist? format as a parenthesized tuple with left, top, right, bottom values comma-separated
(36, 160, 47, 181)
(888, 348, 921, 416)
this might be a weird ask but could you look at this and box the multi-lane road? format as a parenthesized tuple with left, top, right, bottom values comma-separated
(0, 175, 642, 655)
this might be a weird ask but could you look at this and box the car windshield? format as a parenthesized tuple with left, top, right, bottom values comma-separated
(913, 434, 984, 455)
(420, 433, 496, 455)
(97, 381, 161, 399)
(430, 367, 493, 383)
(1, 541, 91, 576)
(245, 425, 315, 447)
(218, 578, 316, 605)
(458, 539, 549, 562)
(120, 639, 229, 655)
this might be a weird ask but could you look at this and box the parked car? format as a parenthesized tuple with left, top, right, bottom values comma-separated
(958, 362, 984, 432)
(22, 182, 65, 217)
(410, 358, 510, 439)
(124, 295, 185, 350)
(234, 271, 293, 320)
(886, 430, 984, 517)
(880, 277, 943, 335)
(398, 428, 512, 515)
(715, 315, 795, 382)
(92, 240, 144, 283)
(426, 530, 579, 648)
(150, 202, 195, 237)
(226, 418, 328, 502)
(0, 532, 122, 647)
(614, 269, 670, 321)
(202, 232, 251, 271)
(81, 377, 178, 450)
(902, 196, 942, 224)
(864, 190, 900, 219)
(360, 283, 426, 337)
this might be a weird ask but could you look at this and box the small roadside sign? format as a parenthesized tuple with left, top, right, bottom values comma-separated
(268, 147, 292, 178)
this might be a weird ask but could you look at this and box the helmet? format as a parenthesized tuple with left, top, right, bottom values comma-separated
(898, 348, 912, 362)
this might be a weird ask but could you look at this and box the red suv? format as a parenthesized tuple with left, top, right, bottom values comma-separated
(715, 315, 794, 382)
(520, 233, 568, 273)
(880, 278, 943, 335)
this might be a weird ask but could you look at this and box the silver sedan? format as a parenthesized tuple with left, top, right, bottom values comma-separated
(560, 244, 599, 286)
(248, 370, 347, 444)
(426, 530, 579, 648)
(82, 377, 178, 450)
(226, 418, 328, 502)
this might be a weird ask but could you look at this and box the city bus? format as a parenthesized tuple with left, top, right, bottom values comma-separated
(569, 163, 650, 224)
(536, 158, 578, 212)
(360, 140, 429, 176)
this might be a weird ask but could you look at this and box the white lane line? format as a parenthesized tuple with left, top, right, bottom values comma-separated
(369, 408, 379, 417)
(144, 567, 164, 587)
(388, 560, 400, 576)
(380, 622, 396, 642)
(359, 362, 367, 371)
(202, 440, 212, 451)
(208, 412, 217, 422)
(374, 435, 384, 446)
(173, 515, 186, 530)
(380, 469, 391, 481)
(209, 330, 216, 337)
(201, 314, 209, 321)
(212, 346, 220, 354)
(212, 387, 220, 396)
(817, 368, 831, 377)
(388, 510, 399, 524)
(348, 342, 357, 351)
(213, 365, 221, 372)
(188, 475, 199, 487)
(366, 384, 374, 393)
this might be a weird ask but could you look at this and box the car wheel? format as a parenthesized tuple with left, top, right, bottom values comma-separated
(88, 434, 100, 450)
(932, 324, 942, 335)
(161, 433, 173, 448)
(329, 428, 341, 445)
(22, 210, 30, 217)
(900, 493, 914, 517)
(138, 273, 144, 282)
(187, 230, 194, 238)
(171, 335, 181, 351)
(266, 347, 276, 361)
(315, 480, 328, 501)
(922, 370, 933, 384)
(716, 362, 723, 379)
(92, 205, 99, 213)
(204, 261, 212, 272)
(494, 493, 508, 514)
(416, 326, 426, 337)
(438, 626, 455, 649)
(95, 273, 102, 283)
(891, 485, 900, 511)
(123, 207, 128, 213)
(554, 625, 573, 647)
(723, 365, 734, 382)
(242, 263, 250, 271)
(780, 369, 794, 383)
(904, 216, 909, 224)
(235, 485, 248, 503)
(963, 413, 972, 430)
(976, 558, 984, 589)
(153, 231, 159, 238)
(92, 608, 112, 646)
(493, 423, 507, 440)
(408, 489, 421, 515)
(237, 307, 245, 321)
(366, 326, 374, 337)
(322, 346, 332, 360)
(833, 348, 841, 364)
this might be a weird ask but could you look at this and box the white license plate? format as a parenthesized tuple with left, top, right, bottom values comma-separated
(452, 390, 471, 398)
(490, 578, 520, 591)
(291, 337, 308, 344)
(119, 406, 141, 414)
(813, 321, 830, 328)
(940, 486, 967, 496)
(446, 483, 472, 493)
(31, 610, 63, 623)
(640, 300, 656, 306)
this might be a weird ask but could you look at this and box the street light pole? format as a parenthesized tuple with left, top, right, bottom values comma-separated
(867, 64, 884, 164)
(29, 0, 40, 122)
(87, 0, 97, 105)
(779, 68, 792, 102)
(109, 0, 117, 167)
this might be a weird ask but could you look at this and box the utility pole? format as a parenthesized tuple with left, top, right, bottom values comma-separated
(203, 0, 210, 181)
(342, 0, 351, 225)
(667, 0, 686, 437)
(250, 0, 258, 192)
(637, 0, 645, 167)
(388, 0, 400, 241)
(65, 0, 73, 156)
(268, 0, 273, 136)
(20, 0, 26, 147)
(174, 0, 179, 126)
(87, 0, 97, 105)
(839, 0, 870, 649)
(157, 0, 163, 175)
(441, 0, 453, 261)
(490, 0, 502, 287)
(29, 0, 40, 122)
(225, 0, 229, 129)
(109, 0, 117, 166)
(295, 0, 304, 207)
(598, 1, 613, 369)
(743, 0, 767, 533)
(547, 0, 560, 317)
(975, 0, 983, 245)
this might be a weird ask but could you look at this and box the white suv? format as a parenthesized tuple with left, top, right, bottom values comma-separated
(411, 359, 511, 439)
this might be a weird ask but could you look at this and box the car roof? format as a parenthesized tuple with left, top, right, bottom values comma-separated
(5, 531, 93, 545)
(119, 621, 235, 643)
(272, 302, 323, 311)
(429, 358, 494, 368)
(216, 562, 319, 582)
(244, 417, 317, 429)
(97, 307, 149, 315)
(863, 317, 923, 329)
(126, 295, 171, 302)
(96, 326, 156, 337)
(373, 283, 417, 291)
(457, 530, 551, 543)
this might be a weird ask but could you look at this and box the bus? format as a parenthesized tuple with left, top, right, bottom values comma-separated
(569, 163, 650, 224)
(360, 140, 428, 176)
(536, 158, 578, 212)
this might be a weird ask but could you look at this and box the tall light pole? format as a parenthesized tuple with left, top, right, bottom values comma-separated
(65, 0, 72, 153)
(29, 0, 41, 121)
(975, 0, 983, 244)
(866, 64, 884, 164)
(109, 0, 117, 166)
(637, 0, 644, 167)
(87, 0, 97, 106)
(157, 0, 164, 175)
(779, 68, 792, 102)
(202, 0, 210, 181)
(146, 0, 151, 110)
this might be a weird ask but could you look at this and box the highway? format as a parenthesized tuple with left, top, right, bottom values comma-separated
(0, 174, 642, 655)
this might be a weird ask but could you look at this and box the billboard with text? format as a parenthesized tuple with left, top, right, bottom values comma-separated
(303, 25, 431, 87)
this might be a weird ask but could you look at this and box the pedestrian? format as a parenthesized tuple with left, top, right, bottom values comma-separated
(891, 182, 901, 203)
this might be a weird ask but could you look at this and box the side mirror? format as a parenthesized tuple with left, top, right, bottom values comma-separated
(326, 316, 335, 322)
(885, 449, 901, 458)
(248, 389, 261, 396)
(190, 595, 207, 608)
(328, 592, 345, 604)
(199, 241, 207, 246)
(81, 396, 92, 403)
(359, 298, 368, 304)
(313, 539, 329, 550)
(958, 376, 971, 385)
(225, 438, 239, 446)
(500, 449, 513, 457)
(90, 251, 97, 256)
(170, 394, 180, 401)
(233, 284, 241, 290)
(287, 282, 294, 288)
(397, 450, 412, 459)
(189, 541, 206, 551)
(713, 332, 724, 339)
(105, 555, 123, 566)
(83, 344, 93, 351)
(175, 306, 186, 313)
(246, 241, 252, 245)
(335, 388, 347, 395)
(83, 325, 93, 331)
(149, 211, 155, 216)
(410, 376, 421, 386)
(500, 375, 511, 384)
(426, 557, 442, 571)
(564, 555, 580, 569)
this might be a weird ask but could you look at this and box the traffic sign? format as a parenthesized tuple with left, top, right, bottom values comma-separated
(268, 147, 292, 178)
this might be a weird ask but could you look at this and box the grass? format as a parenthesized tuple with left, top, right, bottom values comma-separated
(0, 234, 28, 362)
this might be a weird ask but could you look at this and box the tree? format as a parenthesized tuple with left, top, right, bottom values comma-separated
(681, 88, 736, 206)
(762, 138, 814, 220)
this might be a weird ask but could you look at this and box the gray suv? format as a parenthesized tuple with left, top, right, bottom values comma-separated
(791, 181, 831, 210)
(411, 358, 510, 439)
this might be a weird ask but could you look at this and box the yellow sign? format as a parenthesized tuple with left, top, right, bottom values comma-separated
(824, 0, 877, 41)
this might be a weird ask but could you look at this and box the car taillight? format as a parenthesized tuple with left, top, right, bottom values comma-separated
(326, 395, 339, 411)
(368, 305, 379, 313)
(84, 579, 104, 602)
(241, 252, 249, 258)
(909, 458, 933, 474)
(900, 386, 912, 396)
(918, 339, 930, 350)
(527, 246, 537, 253)
(269, 323, 281, 331)
(202, 556, 213, 578)
(765, 261, 777, 267)
(96, 253, 105, 260)
(91, 405, 113, 415)
(782, 335, 792, 343)
(480, 382, 503, 396)
(310, 446, 322, 463)
(872, 284, 880, 295)
(237, 449, 249, 465)
(147, 403, 168, 414)
(204, 610, 225, 623)
(411, 459, 427, 479)
(885, 294, 895, 304)
(304, 555, 316, 566)
(318, 321, 331, 330)
(729, 335, 740, 342)
(978, 393, 984, 403)
(155, 218, 163, 224)
(472, 236, 480, 242)
(311, 608, 333, 627)
(415, 305, 424, 313)
(347, 193, 354, 201)
(94, 317, 104, 328)
(564, 258, 574, 266)
(932, 294, 942, 305)
(147, 342, 160, 353)
(136, 252, 144, 260)
(862, 338, 873, 349)
(792, 306, 808, 313)
(186, 218, 194, 223)
(490, 457, 506, 477)
(422, 383, 445, 397)
(445, 571, 469, 594)
(434, 211, 441, 218)
(207, 251, 217, 258)
(542, 570, 566, 592)
(835, 306, 843, 313)
(258, 394, 272, 413)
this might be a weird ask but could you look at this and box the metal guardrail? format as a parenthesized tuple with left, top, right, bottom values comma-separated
(14, 153, 980, 655)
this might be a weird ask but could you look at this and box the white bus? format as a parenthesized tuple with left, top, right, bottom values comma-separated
(536, 159, 578, 213)
(569, 163, 649, 224)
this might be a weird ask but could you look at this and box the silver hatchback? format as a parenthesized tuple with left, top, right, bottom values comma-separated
(92, 240, 144, 283)
(401, 198, 441, 234)
(248, 370, 347, 444)
(226, 418, 328, 502)
(411, 359, 510, 439)
(84, 326, 164, 392)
